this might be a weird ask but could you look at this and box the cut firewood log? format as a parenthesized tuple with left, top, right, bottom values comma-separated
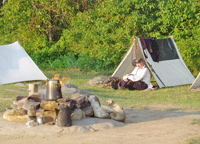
(74, 96, 85, 105)
(71, 94, 89, 100)
(88, 95, 110, 119)
(16, 95, 27, 101)
(22, 99, 40, 111)
(101, 99, 126, 122)
(13, 97, 28, 109)
(76, 101, 90, 109)
(56, 97, 70, 102)
(40, 100, 58, 111)
(28, 93, 44, 102)
(58, 100, 76, 110)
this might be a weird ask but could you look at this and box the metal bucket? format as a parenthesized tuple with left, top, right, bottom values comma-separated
(46, 79, 62, 100)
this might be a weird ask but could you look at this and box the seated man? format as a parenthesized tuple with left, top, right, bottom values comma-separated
(118, 58, 153, 90)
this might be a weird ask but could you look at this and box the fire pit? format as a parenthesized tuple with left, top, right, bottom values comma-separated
(3, 75, 126, 128)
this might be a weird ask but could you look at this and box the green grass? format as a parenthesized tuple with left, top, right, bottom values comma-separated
(190, 118, 200, 126)
(1, 69, 200, 111)
(1, 69, 200, 143)
(184, 136, 200, 144)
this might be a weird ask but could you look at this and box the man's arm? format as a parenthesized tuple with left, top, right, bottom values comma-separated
(128, 68, 148, 82)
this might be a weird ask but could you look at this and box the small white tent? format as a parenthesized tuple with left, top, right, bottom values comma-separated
(112, 36, 195, 88)
(0, 41, 47, 85)
(189, 72, 200, 91)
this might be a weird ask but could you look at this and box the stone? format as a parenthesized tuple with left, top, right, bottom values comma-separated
(43, 110, 56, 124)
(27, 104, 40, 117)
(36, 108, 45, 118)
(3, 109, 30, 123)
(40, 100, 58, 111)
(62, 87, 77, 94)
(82, 106, 94, 117)
(71, 109, 85, 121)
(89, 77, 109, 86)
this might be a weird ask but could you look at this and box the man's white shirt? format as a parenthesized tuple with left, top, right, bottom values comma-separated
(126, 66, 153, 88)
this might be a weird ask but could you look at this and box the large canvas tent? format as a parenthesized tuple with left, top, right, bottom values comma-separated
(0, 41, 47, 85)
(112, 36, 195, 88)
(189, 72, 200, 91)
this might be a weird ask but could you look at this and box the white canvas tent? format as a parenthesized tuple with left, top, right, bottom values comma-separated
(189, 72, 200, 91)
(112, 36, 195, 88)
(0, 41, 47, 85)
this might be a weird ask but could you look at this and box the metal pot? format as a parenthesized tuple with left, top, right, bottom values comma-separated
(46, 79, 62, 100)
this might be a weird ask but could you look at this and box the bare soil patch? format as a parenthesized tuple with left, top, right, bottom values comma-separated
(1, 105, 200, 144)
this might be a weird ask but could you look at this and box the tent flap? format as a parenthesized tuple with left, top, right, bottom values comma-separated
(0, 41, 47, 85)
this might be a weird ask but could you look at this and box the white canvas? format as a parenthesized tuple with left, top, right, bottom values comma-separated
(0, 41, 47, 85)
(189, 72, 200, 91)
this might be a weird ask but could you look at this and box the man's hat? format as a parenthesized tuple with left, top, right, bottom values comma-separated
(135, 58, 143, 63)
(132, 58, 143, 66)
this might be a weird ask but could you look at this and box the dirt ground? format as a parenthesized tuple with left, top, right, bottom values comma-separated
(1, 105, 200, 144)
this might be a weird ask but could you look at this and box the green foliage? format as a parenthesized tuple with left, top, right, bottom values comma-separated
(156, 0, 200, 75)
(0, 0, 200, 74)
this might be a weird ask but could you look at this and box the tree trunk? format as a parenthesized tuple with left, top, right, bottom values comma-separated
(0, 0, 3, 9)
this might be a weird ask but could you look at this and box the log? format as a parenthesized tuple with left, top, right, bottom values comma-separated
(76, 101, 90, 109)
(71, 94, 89, 100)
(88, 95, 110, 119)
(74, 96, 85, 105)
(28, 93, 44, 102)
(58, 100, 76, 110)
(13, 97, 28, 109)
(22, 99, 40, 111)
(16, 95, 27, 101)
(56, 97, 70, 102)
